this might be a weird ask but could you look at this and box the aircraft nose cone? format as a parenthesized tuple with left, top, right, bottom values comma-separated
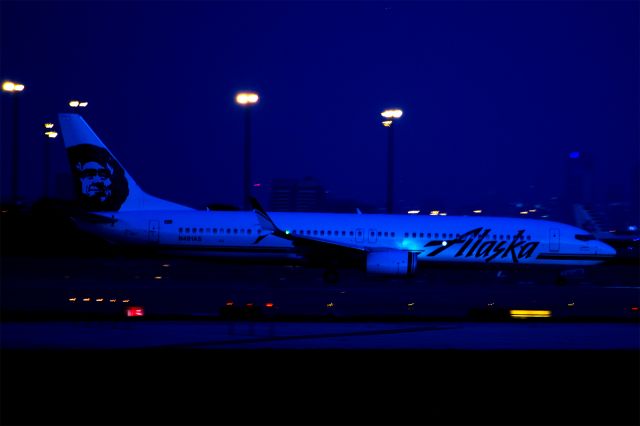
(598, 241, 617, 256)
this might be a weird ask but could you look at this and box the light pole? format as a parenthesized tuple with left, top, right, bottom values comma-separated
(381, 108, 403, 214)
(43, 123, 58, 199)
(235, 92, 259, 210)
(3, 81, 25, 205)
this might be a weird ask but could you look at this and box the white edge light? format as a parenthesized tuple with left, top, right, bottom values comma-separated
(79, 101, 88, 107)
(45, 131, 58, 138)
(69, 100, 79, 107)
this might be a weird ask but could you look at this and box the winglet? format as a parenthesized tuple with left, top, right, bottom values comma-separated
(250, 196, 281, 235)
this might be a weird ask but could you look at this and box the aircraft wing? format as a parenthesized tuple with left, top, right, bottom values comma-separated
(250, 197, 419, 259)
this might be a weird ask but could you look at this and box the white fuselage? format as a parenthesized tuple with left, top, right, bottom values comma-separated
(81, 210, 616, 266)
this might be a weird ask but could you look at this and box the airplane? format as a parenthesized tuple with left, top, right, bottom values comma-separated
(57, 113, 617, 283)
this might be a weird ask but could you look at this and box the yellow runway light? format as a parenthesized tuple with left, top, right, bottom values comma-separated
(510, 309, 552, 318)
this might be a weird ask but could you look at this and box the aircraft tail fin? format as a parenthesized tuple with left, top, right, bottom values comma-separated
(58, 113, 194, 212)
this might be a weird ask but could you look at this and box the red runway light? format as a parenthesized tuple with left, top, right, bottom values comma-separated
(126, 306, 144, 317)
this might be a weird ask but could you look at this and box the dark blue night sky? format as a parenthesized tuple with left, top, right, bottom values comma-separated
(1, 1, 638, 221)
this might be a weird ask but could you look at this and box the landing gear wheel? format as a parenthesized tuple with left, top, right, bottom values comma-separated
(323, 269, 339, 284)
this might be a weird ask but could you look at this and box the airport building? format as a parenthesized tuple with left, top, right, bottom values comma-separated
(268, 177, 327, 212)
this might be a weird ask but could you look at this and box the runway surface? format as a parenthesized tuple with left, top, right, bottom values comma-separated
(2, 319, 639, 350)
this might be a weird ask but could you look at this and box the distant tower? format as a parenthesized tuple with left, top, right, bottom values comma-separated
(564, 151, 595, 206)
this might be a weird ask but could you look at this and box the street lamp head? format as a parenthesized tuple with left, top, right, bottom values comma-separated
(236, 92, 259, 106)
(44, 131, 58, 138)
(2, 81, 25, 92)
(381, 109, 403, 119)
(69, 100, 88, 108)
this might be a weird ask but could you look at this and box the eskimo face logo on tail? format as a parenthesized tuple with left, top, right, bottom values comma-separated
(67, 144, 129, 211)
(425, 227, 540, 263)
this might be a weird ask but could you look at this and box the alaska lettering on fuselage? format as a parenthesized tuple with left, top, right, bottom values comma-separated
(425, 228, 539, 263)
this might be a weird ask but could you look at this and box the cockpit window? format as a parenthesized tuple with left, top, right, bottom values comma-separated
(575, 234, 596, 241)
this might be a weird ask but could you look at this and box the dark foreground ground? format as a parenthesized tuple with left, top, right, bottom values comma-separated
(2, 251, 638, 426)
(1, 348, 638, 426)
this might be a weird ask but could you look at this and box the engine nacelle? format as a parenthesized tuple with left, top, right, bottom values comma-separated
(366, 251, 418, 275)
